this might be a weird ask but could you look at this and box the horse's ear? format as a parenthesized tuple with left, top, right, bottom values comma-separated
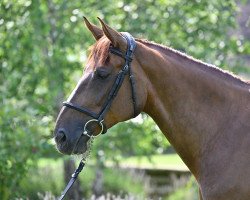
(83, 17, 103, 41)
(97, 17, 126, 50)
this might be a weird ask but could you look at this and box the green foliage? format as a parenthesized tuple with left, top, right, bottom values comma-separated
(0, 0, 248, 198)
(96, 167, 144, 196)
(19, 157, 195, 199)
(0, 97, 53, 198)
(19, 159, 64, 199)
(167, 177, 199, 200)
(93, 115, 169, 163)
(19, 159, 144, 199)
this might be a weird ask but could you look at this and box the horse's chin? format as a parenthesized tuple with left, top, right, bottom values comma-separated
(56, 144, 87, 155)
(56, 144, 72, 155)
(56, 140, 88, 155)
(72, 145, 88, 155)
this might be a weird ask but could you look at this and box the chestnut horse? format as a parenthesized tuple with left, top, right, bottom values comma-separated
(54, 18, 250, 200)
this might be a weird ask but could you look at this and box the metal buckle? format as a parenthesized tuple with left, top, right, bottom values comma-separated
(82, 119, 104, 138)
(123, 64, 129, 72)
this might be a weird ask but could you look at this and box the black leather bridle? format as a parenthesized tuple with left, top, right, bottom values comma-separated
(62, 32, 138, 137)
(58, 32, 137, 200)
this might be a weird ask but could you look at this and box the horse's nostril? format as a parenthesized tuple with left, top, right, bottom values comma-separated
(55, 128, 67, 143)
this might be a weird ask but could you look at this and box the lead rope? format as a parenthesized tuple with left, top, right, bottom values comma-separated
(58, 136, 95, 200)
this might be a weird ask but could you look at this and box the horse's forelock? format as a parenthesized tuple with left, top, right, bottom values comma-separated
(88, 37, 111, 66)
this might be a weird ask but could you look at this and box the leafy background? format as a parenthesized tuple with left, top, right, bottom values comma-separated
(0, 0, 249, 199)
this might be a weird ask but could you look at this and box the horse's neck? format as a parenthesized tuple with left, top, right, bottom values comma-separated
(136, 41, 249, 177)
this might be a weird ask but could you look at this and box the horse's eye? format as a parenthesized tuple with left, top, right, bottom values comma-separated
(95, 68, 110, 79)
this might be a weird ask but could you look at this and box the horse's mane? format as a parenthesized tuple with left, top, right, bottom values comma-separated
(136, 38, 250, 86)
(88, 36, 249, 86)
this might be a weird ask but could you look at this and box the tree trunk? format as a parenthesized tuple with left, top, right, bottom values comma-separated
(92, 155, 104, 197)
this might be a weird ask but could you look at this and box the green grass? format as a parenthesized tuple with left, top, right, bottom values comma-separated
(118, 154, 189, 171)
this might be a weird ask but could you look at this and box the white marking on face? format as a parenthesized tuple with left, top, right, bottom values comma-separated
(66, 76, 85, 102)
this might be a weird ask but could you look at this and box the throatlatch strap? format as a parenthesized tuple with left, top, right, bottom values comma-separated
(122, 32, 138, 117)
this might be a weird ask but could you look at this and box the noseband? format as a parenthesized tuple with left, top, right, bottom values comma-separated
(62, 32, 137, 137)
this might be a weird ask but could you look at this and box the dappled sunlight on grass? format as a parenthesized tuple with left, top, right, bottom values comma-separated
(113, 154, 189, 171)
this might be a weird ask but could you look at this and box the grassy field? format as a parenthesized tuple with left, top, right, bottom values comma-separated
(120, 154, 189, 171)
(18, 154, 195, 199)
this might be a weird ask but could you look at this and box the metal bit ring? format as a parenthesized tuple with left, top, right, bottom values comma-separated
(82, 119, 104, 138)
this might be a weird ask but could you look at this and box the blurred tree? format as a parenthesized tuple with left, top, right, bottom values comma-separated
(232, 1, 250, 78)
(0, 0, 247, 199)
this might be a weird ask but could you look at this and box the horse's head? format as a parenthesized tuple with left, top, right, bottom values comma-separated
(54, 18, 147, 154)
